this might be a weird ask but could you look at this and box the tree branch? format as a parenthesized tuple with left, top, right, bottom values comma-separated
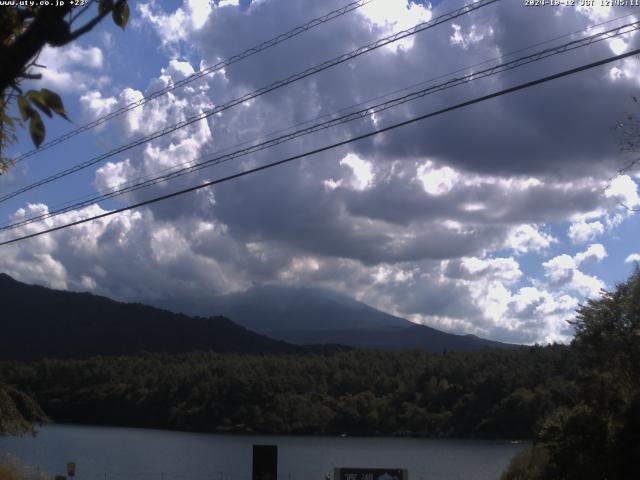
(68, 1, 124, 42)
(0, 1, 124, 95)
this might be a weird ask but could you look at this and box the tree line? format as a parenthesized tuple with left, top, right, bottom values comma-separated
(1, 268, 639, 479)
(0, 345, 577, 438)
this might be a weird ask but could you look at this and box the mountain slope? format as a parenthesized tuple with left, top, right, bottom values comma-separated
(211, 285, 517, 352)
(0, 274, 310, 360)
(212, 285, 413, 332)
(270, 326, 516, 352)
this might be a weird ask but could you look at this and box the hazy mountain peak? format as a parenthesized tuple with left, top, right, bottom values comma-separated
(212, 284, 414, 333)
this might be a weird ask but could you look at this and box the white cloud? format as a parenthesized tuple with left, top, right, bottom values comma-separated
(567, 220, 604, 244)
(0, 203, 246, 305)
(605, 174, 640, 209)
(359, 0, 431, 50)
(543, 244, 606, 297)
(543, 254, 576, 285)
(626, 253, 640, 263)
(450, 23, 493, 50)
(505, 224, 555, 254)
(37, 44, 107, 92)
(416, 160, 459, 195)
(138, 0, 214, 46)
(80, 91, 118, 122)
(575, 243, 607, 265)
(457, 256, 522, 284)
(340, 153, 374, 191)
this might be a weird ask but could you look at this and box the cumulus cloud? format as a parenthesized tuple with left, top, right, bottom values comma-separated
(37, 44, 108, 92)
(450, 22, 493, 50)
(575, 243, 607, 265)
(543, 244, 607, 297)
(504, 224, 555, 254)
(626, 253, 640, 263)
(605, 175, 640, 210)
(138, 0, 214, 46)
(568, 220, 604, 244)
(416, 160, 459, 196)
(4, 0, 640, 345)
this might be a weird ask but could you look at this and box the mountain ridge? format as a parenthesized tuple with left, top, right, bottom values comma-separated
(0, 274, 517, 358)
(208, 284, 518, 351)
(0, 273, 319, 360)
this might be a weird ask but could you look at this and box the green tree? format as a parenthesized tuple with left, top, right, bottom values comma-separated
(0, 0, 130, 172)
(503, 268, 640, 479)
(0, 381, 48, 436)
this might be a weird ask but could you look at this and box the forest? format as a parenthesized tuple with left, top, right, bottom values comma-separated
(0, 345, 576, 438)
(1, 268, 639, 479)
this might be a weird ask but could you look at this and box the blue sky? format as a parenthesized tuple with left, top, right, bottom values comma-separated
(1, 0, 640, 344)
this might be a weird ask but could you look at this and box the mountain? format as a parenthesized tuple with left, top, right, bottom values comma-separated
(0, 274, 515, 359)
(269, 326, 514, 352)
(211, 285, 517, 352)
(0, 274, 322, 361)
(211, 285, 413, 332)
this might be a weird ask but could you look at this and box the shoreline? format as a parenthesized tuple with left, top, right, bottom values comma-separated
(32, 421, 533, 443)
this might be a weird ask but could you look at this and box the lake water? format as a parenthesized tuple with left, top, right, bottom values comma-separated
(0, 424, 527, 480)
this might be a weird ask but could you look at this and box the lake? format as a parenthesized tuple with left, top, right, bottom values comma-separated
(0, 424, 527, 480)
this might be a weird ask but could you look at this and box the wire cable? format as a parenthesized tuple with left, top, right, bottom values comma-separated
(2, 46, 638, 247)
(9, 10, 635, 226)
(5, 20, 638, 231)
(0, 0, 501, 204)
(11, 0, 376, 163)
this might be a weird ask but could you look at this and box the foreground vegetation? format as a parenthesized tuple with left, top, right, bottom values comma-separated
(0, 454, 49, 480)
(501, 268, 640, 479)
(0, 382, 47, 437)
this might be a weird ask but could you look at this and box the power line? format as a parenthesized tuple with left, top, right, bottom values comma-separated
(603, 156, 640, 212)
(2, 47, 638, 247)
(11, 0, 375, 164)
(606, 99, 640, 212)
(10, 11, 635, 227)
(6, 20, 638, 231)
(0, 0, 500, 204)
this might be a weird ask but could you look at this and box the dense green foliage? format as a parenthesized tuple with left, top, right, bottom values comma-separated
(0, 382, 48, 436)
(502, 268, 640, 479)
(0, 346, 577, 438)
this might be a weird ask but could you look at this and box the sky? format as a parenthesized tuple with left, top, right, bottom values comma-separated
(1, 0, 640, 344)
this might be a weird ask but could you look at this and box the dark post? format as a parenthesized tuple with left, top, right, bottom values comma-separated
(252, 445, 277, 480)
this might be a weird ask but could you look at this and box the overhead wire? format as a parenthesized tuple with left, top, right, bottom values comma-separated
(11, 0, 376, 163)
(2, 46, 639, 246)
(604, 96, 640, 212)
(0, 0, 501, 204)
(9, 10, 635, 226)
(4, 19, 639, 231)
(603, 156, 640, 212)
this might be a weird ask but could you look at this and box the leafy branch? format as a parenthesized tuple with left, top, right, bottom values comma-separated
(0, 0, 130, 173)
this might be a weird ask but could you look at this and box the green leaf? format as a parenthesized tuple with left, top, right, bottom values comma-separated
(112, 0, 130, 30)
(26, 90, 52, 118)
(17, 95, 34, 121)
(29, 111, 45, 148)
(1, 111, 15, 129)
(40, 88, 69, 120)
(98, 0, 113, 15)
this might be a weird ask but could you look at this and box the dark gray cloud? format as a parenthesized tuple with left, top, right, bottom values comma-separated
(3, 0, 639, 344)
